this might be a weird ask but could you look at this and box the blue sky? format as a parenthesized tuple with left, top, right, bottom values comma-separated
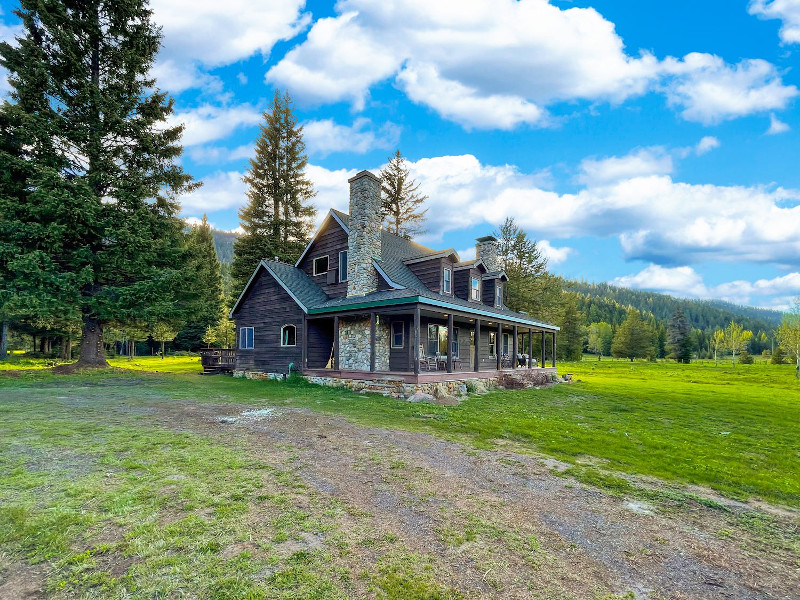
(2, 0, 800, 309)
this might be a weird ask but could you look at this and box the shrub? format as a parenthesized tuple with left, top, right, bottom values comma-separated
(739, 352, 754, 365)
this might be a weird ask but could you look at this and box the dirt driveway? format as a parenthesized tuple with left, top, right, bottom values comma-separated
(139, 400, 799, 600)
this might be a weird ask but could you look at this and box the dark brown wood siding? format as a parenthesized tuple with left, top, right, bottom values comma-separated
(297, 218, 348, 298)
(455, 268, 483, 303)
(233, 267, 304, 373)
(408, 258, 444, 293)
(482, 278, 496, 307)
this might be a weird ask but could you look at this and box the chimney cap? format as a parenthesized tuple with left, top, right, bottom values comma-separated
(347, 169, 380, 184)
(476, 235, 498, 243)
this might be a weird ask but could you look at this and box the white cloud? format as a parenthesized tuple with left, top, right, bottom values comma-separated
(396, 62, 545, 129)
(611, 264, 800, 306)
(265, 11, 402, 110)
(152, 0, 309, 67)
(267, 0, 659, 126)
(266, 0, 796, 129)
(179, 171, 246, 213)
(169, 104, 262, 147)
(539, 240, 574, 266)
(147, 0, 309, 93)
(695, 136, 721, 155)
(308, 152, 800, 267)
(749, 0, 800, 44)
(662, 53, 798, 124)
(767, 113, 791, 134)
(303, 118, 401, 156)
(578, 147, 673, 186)
(612, 265, 708, 297)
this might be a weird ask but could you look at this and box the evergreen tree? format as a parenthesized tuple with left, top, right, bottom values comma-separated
(0, 0, 196, 367)
(232, 91, 316, 292)
(379, 150, 428, 239)
(175, 215, 223, 350)
(611, 309, 655, 360)
(668, 307, 693, 363)
(494, 217, 561, 322)
(770, 344, 786, 365)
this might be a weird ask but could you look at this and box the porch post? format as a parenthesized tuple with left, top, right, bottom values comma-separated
(540, 330, 546, 367)
(552, 332, 557, 368)
(301, 314, 308, 372)
(512, 325, 518, 370)
(333, 316, 340, 371)
(369, 312, 376, 372)
(474, 319, 481, 372)
(528, 329, 533, 369)
(446, 313, 454, 373)
(413, 306, 420, 375)
(496, 322, 502, 371)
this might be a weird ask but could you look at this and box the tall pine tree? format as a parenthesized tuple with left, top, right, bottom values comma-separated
(0, 0, 196, 367)
(232, 91, 316, 292)
(380, 150, 428, 239)
(611, 309, 656, 361)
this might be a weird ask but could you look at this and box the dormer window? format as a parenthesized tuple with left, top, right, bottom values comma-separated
(442, 267, 452, 294)
(313, 256, 328, 276)
(495, 283, 503, 308)
(339, 251, 348, 282)
(471, 277, 481, 301)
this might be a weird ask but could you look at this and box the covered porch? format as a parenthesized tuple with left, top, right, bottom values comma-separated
(301, 302, 558, 382)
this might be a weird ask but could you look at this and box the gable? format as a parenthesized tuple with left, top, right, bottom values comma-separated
(296, 214, 349, 297)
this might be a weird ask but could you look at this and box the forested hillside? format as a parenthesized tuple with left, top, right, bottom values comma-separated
(211, 229, 238, 264)
(566, 280, 782, 333)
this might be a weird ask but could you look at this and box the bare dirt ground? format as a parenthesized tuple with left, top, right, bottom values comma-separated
(153, 400, 798, 600)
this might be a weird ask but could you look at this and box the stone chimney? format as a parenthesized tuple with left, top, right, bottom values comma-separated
(475, 235, 501, 272)
(347, 170, 382, 297)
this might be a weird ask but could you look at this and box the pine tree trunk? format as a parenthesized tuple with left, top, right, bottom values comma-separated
(0, 321, 8, 360)
(76, 315, 108, 367)
(61, 336, 71, 360)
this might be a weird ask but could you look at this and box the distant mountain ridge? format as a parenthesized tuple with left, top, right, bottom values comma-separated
(566, 280, 783, 333)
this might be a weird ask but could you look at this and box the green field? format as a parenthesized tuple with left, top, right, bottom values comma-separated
(2, 356, 798, 506)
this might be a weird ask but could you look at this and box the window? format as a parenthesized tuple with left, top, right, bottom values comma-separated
(427, 324, 439, 356)
(391, 321, 404, 348)
(488, 331, 496, 357)
(339, 250, 348, 282)
(239, 327, 254, 350)
(451, 328, 460, 357)
(312, 255, 329, 276)
(502, 333, 510, 355)
(495, 284, 503, 308)
(281, 324, 296, 347)
(471, 277, 481, 301)
(442, 267, 452, 294)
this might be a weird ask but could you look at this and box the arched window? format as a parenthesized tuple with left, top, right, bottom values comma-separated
(281, 325, 297, 347)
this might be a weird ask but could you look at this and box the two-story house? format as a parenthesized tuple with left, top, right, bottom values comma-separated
(230, 170, 559, 390)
